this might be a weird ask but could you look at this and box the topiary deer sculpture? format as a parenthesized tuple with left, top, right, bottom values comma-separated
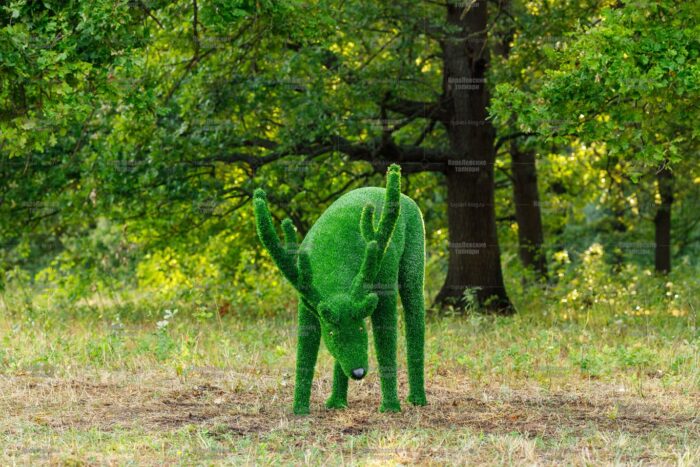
(253, 164, 426, 414)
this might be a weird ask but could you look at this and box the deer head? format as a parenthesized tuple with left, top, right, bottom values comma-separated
(253, 165, 402, 379)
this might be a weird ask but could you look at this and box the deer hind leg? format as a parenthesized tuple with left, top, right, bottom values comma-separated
(293, 300, 321, 415)
(372, 291, 401, 412)
(398, 207, 427, 406)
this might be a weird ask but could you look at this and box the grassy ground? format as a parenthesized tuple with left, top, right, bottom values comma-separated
(1, 283, 699, 465)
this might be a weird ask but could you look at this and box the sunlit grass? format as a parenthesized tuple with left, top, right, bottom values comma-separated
(1, 252, 698, 464)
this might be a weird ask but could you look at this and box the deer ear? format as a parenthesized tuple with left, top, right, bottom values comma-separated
(355, 293, 379, 319)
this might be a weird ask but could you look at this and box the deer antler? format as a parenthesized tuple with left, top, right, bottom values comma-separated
(350, 240, 380, 299)
(253, 189, 320, 306)
(360, 164, 401, 254)
(353, 164, 402, 299)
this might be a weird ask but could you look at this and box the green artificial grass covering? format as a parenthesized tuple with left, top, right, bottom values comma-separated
(254, 165, 427, 414)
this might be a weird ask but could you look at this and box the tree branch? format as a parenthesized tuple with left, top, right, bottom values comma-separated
(495, 131, 537, 152)
(383, 94, 449, 122)
(208, 136, 451, 174)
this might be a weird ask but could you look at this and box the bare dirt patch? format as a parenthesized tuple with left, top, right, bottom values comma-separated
(1, 369, 698, 441)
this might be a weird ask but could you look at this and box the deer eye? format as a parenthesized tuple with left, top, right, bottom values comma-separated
(329, 330, 334, 336)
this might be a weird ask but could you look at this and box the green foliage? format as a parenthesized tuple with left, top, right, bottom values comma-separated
(0, 0, 145, 154)
(2, 0, 697, 302)
(489, 1, 700, 274)
(0, 0, 149, 253)
(491, 0, 699, 166)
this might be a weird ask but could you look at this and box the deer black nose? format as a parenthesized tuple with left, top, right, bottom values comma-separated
(351, 368, 365, 380)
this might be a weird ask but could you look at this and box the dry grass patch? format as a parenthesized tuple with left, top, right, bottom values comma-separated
(2, 365, 698, 465)
(1, 298, 698, 464)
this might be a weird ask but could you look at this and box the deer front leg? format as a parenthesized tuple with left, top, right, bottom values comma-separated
(293, 300, 321, 415)
(325, 360, 349, 409)
(372, 292, 400, 413)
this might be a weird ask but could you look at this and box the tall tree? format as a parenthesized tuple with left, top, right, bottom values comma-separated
(492, 0, 699, 275)
(509, 143, 548, 278)
(490, 0, 551, 281)
(490, 0, 622, 280)
(654, 163, 674, 273)
(91, 0, 518, 313)
(428, 0, 512, 311)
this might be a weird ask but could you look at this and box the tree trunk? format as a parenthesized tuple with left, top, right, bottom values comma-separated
(434, 1, 514, 314)
(510, 145, 548, 279)
(492, 0, 547, 281)
(654, 164, 673, 273)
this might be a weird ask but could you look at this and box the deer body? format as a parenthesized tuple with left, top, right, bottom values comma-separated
(254, 166, 427, 414)
(303, 187, 411, 303)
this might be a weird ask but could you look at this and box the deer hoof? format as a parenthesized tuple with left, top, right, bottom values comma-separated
(379, 400, 401, 413)
(325, 397, 348, 410)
